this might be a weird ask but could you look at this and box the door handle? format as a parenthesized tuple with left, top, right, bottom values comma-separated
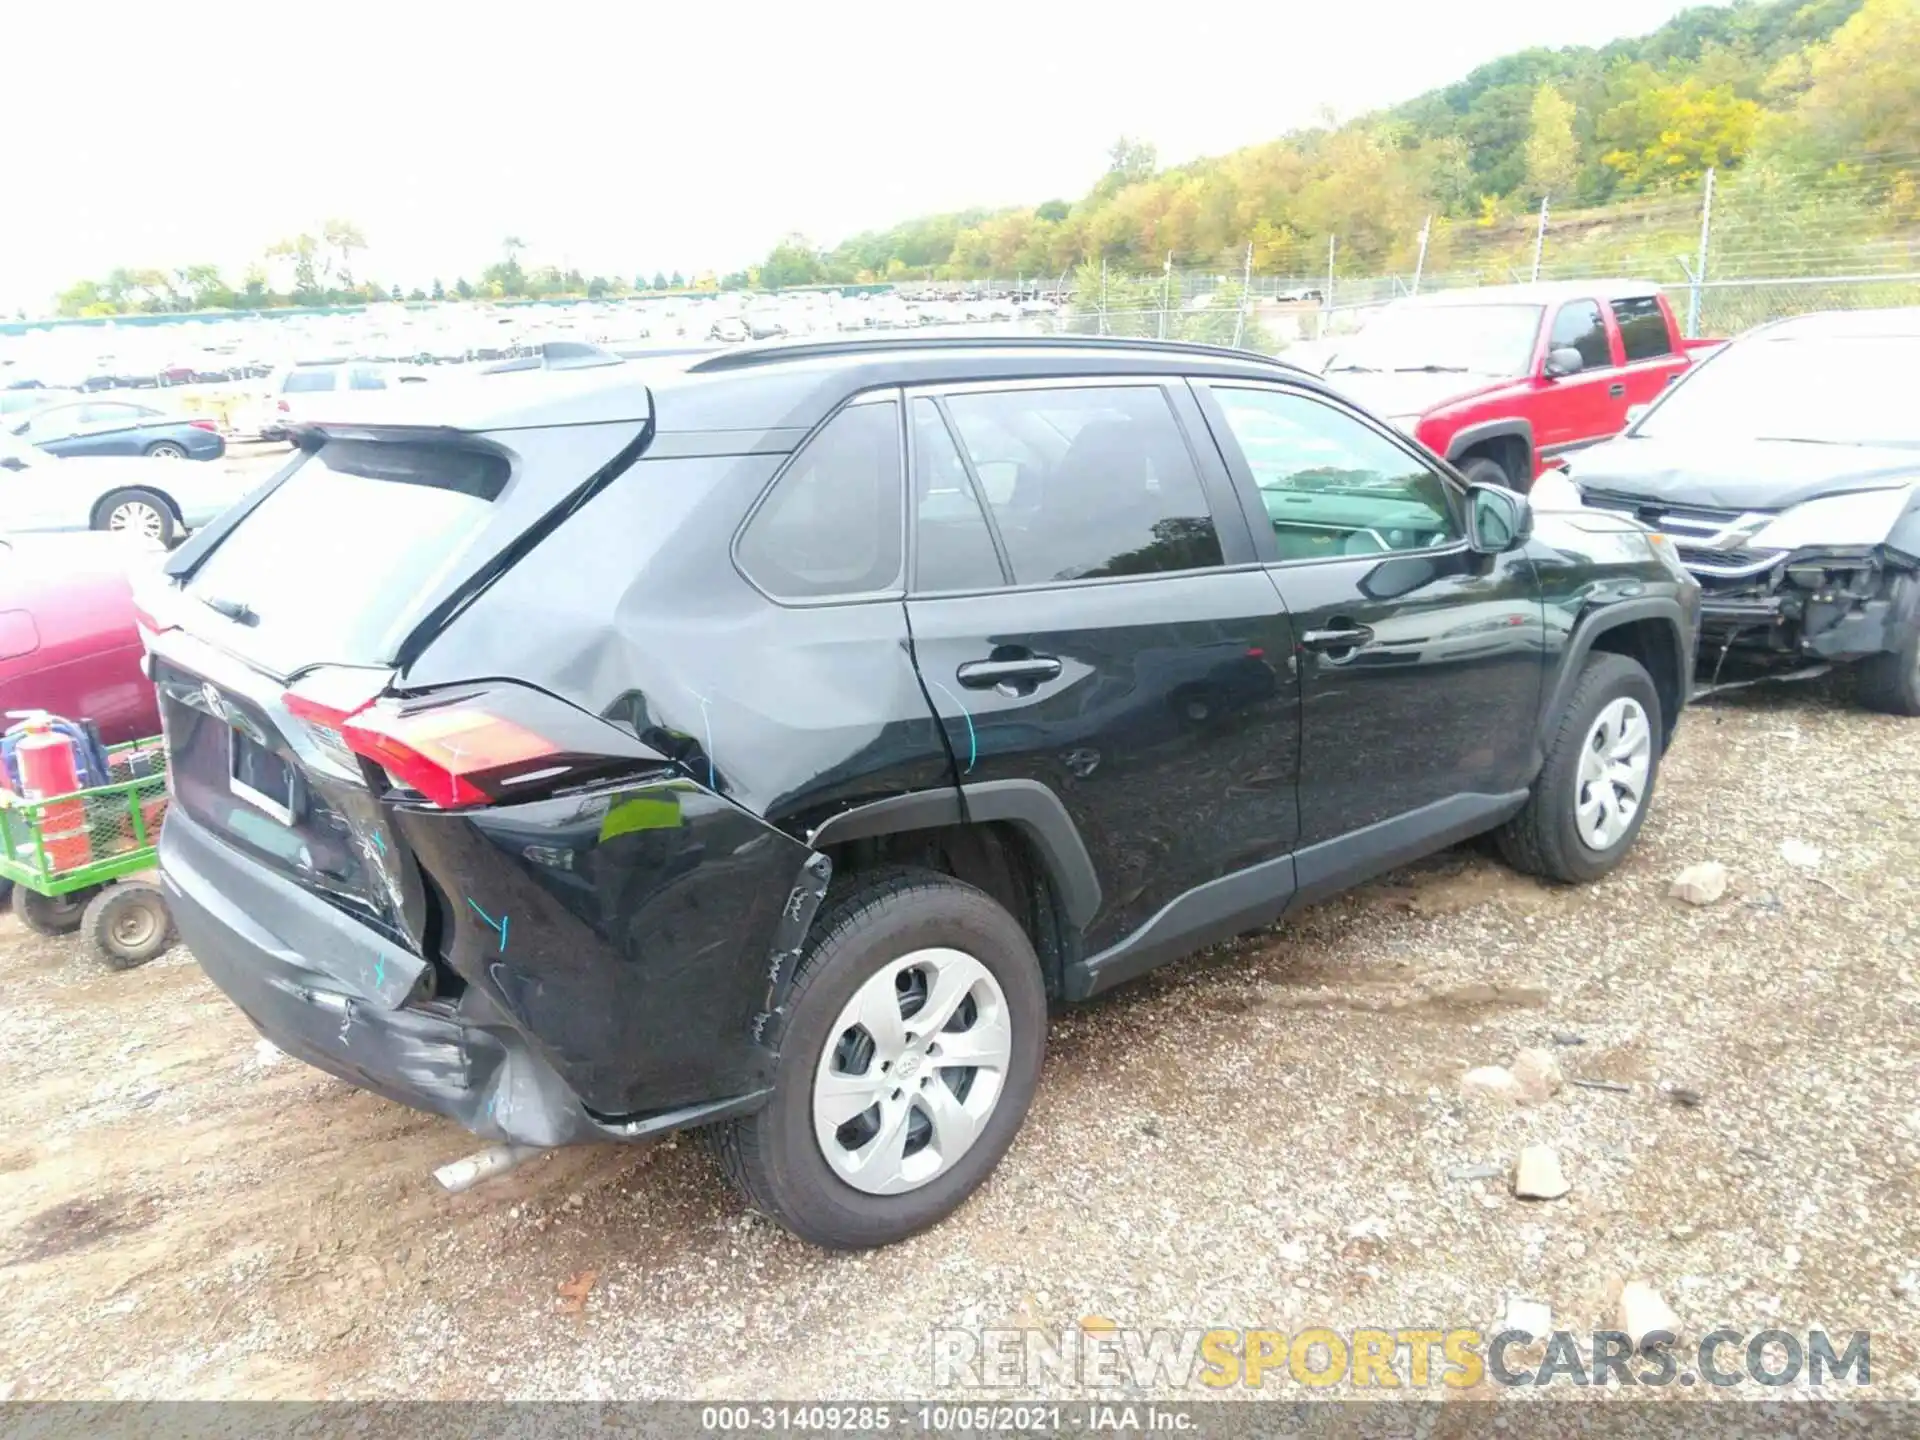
(1300, 624, 1374, 652)
(1608, 383, 1627, 398)
(957, 655, 1062, 690)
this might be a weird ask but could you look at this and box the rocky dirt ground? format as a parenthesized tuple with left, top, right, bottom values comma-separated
(0, 675, 1914, 1405)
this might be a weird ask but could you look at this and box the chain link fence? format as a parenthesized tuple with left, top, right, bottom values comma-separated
(965, 150, 1920, 353)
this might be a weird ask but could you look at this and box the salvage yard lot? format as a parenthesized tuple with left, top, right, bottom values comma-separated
(0, 679, 1915, 1401)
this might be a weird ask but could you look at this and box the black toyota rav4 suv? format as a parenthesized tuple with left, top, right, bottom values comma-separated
(142, 337, 1699, 1248)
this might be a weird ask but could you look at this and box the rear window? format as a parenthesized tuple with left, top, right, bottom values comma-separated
(282, 369, 338, 393)
(185, 439, 507, 669)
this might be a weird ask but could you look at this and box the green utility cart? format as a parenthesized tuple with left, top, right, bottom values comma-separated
(0, 738, 173, 968)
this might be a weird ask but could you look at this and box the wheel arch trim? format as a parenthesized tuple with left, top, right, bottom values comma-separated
(1445, 418, 1535, 469)
(806, 778, 1102, 929)
(1542, 596, 1690, 749)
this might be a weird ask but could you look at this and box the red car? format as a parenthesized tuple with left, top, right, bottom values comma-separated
(1321, 280, 1719, 491)
(0, 532, 162, 746)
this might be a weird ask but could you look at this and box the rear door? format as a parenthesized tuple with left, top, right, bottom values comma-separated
(1534, 298, 1623, 461)
(903, 377, 1300, 954)
(1195, 380, 1543, 881)
(1609, 295, 1690, 413)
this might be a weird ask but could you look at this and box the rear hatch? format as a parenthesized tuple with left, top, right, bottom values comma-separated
(142, 410, 653, 954)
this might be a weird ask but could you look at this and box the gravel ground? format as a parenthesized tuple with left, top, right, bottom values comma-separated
(0, 674, 1914, 1404)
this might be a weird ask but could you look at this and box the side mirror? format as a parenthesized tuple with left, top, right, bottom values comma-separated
(1466, 482, 1532, 555)
(1543, 346, 1584, 378)
(0, 456, 26, 473)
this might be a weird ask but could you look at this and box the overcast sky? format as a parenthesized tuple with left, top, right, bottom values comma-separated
(2, 0, 1702, 312)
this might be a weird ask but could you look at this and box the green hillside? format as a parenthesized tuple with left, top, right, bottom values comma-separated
(745, 0, 1917, 288)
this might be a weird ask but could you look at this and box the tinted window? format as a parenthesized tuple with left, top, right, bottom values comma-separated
(1549, 301, 1611, 371)
(282, 369, 337, 393)
(737, 399, 903, 600)
(185, 439, 508, 666)
(1212, 387, 1459, 561)
(912, 399, 1005, 592)
(1610, 297, 1672, 362)
(348, 367, 388, 391)
(942, 385, 1222, 584)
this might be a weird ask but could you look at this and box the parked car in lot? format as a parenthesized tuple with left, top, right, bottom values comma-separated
(0, 530, 162, 746)
(0, 433, 249, 545)
(140, 336, 1697, 1249)
(1567, 307, 1920, 713)
(10, 399, 226, 461)
(251, 361, 422, 441)
(1322, 281, 1715, 491)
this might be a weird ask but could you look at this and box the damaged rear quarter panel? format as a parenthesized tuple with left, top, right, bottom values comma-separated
(391, 448, 971, 1118)
(398, 451, 957, 830)
(394, 776, 826, 1118)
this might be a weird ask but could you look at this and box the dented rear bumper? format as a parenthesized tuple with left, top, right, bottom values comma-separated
(162, 770, 829, 1147)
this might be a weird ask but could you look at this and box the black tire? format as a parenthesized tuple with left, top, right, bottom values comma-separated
(12, 884, 97, 936)
(712, 867, 1047, 1249)
(95, 488, 178, 546)
(81, 882, 174, 970)
(1498, 652, 1663, 883)
(1857, 599, 1920, 716)
(1460, 455, 1517, 491)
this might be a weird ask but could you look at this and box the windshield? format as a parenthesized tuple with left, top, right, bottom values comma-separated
(1327, 303, 1544, 377)
(1634, 336, 1920, 447)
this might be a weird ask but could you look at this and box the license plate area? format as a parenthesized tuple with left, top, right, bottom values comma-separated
(229, 724, 296, 825)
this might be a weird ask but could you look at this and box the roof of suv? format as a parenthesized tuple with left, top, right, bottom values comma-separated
(302, 336, 1319, 439)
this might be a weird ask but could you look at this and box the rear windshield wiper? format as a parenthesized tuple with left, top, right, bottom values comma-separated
(198, 592, 257, 625)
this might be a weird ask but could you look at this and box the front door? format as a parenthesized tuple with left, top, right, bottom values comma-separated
(902, 379, 1300, 954)
(1195, 380, 1544, 871)
(1533, 298, 1624, 460)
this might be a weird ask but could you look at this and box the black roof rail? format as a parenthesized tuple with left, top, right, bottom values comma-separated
(684, 334, 1306, 375)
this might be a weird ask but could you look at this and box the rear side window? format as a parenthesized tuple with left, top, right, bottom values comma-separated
(1610, 297, 1673, 362)
(941, 384, 1223, 584)
(185, 439, 507, 667)
(1549, 302, 1611, 371)
(282, 369, 337, 393)
(911, 399, 1005, 593)
(737, 399, 903, 600)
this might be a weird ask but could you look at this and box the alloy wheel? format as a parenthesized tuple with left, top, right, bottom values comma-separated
(1573, 696, 1651, 850)
(811, 947, 1013, 1196)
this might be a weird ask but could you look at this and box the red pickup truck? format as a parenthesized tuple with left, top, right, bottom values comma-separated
(1320, 280, 1718, 491)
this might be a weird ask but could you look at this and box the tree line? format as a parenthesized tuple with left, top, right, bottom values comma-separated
(47, 0, 1918, 318)
(54, 228, 701, 319)
(742, 0, 1913, 285)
